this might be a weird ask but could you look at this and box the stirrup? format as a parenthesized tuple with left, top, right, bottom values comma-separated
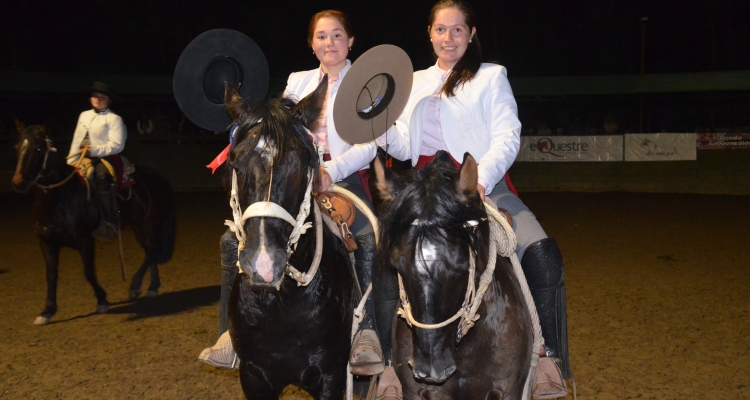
(349, 328, 385, 376)
(375, 366, 403, 400)
(198, 331, 239, 370)
(533, 357, 568, 399)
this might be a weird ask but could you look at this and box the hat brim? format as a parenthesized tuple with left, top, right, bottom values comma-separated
(83, 84, 116, 100)
(173, 29, 269, 132)
(333, 45, 413, 145)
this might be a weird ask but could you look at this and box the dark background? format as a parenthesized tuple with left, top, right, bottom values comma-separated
(3, 0, 749, 77)
(1, 0, 750, 139)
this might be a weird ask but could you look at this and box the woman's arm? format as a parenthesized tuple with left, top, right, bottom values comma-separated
(476, 66, 521, 195)
(88, 115, 127, 157)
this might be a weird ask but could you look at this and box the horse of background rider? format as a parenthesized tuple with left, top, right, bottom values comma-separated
(11, 121, 175, 325)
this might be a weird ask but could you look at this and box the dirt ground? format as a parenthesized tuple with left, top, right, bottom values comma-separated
(1, 191, 748, 399)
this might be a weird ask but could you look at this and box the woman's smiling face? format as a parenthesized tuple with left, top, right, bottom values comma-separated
(311, 17, 353, 73)
(429, 6, 475, 70)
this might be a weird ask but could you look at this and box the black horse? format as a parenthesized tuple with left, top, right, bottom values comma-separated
(371, 151, 533, 399)
(223, 80, 357, 399)
(12, 122, 176, 325)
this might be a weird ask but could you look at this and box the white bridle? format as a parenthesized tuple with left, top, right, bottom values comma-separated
(224, 167, 322, 288)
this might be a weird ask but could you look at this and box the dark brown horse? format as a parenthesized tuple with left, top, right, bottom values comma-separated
(371, 151, 533, 399)
(12, 122, 176, 325)
(223, 81, 359, 399)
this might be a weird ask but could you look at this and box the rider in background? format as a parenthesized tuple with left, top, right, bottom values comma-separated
(67, 82, 126, 241)
(199, 10, 384, 376)
(377, 1, 571, 398)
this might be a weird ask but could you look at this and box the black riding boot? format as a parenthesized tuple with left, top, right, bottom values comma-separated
(219, 230, 239, 337)
(349, 232, 385, 376)
(371, 253, 400, 365)
(521, 238, 571, 379)
(92, 161, 117, 241)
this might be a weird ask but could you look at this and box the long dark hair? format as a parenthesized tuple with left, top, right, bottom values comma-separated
(428, 0, 482, 97)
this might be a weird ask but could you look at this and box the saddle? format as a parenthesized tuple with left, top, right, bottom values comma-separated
(69, 149, 136, 192)
(315, 191, 358, 252)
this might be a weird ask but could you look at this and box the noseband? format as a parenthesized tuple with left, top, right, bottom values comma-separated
(15, 136, 76, 192)
(225, 166, 323, 288)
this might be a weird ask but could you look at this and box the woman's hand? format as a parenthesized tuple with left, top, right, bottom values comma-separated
(317, 166, 333, 192)
(477, 183, 486, 202)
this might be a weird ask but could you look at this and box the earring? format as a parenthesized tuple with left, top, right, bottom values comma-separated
(469, 39, 472, 43)
(349, 47, 351, 51)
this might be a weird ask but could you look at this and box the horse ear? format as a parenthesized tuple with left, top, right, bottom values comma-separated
(293, 75, 328, 131)
(433, 150, 457, 170)
(224, 83, 250, 122)
(15, 119, 25, 134)
(456, 153, 480, 205)
(371, 152, 405, 213)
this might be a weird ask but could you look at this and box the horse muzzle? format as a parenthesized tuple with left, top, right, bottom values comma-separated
(11, 173, 31, 193)
(409, 341, 457, 383)
(238, 247, 288, 288)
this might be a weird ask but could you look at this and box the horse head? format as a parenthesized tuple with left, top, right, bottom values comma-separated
(372, 150, 489, 383)
(12, 121, 58, 194)
(223, 78, 327, 289)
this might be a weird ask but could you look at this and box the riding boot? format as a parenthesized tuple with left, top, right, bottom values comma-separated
(349, 232, 385, 376)
(198, 230, 239, 370)
(371, 253, 403, 399)
(92, 162, 118, 241)
(521, 238, 571, 398)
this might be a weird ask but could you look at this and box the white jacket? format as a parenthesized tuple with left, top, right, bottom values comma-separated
(67, 108, 127, 163)
(284, 61, 377, 183)
(382, 63, 521, 194)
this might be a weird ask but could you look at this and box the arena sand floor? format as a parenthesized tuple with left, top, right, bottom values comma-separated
(1, 191, 748, 399)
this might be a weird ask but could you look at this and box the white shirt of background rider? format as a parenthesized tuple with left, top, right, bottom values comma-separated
(67, 92, 127, 163)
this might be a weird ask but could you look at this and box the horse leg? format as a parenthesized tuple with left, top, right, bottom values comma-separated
(129, 255, 152, 299)
(35, 240, 61, 325)
(238, 363, 279, 400)
(145, 256, 160, 297)
(79, 238, 109, 314)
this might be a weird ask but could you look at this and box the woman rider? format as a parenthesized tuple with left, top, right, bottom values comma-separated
(199, 10, 385, 377)
(376, 1, 571, 398)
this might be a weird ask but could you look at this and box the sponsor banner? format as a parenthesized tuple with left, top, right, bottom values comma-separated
(625, 133, 696, 161)
(517, 136, 623, 161)
(696, 133, 750, 149)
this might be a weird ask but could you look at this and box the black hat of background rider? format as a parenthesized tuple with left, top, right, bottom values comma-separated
(333, 45, 413, 145)
(173, 29, 269, 132)
(84, 81, 117, 99)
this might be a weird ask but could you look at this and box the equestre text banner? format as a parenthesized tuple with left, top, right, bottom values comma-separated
(517, 136, 624, 161)
(696, 133, 750, 149)
(624, 133, 697, 161)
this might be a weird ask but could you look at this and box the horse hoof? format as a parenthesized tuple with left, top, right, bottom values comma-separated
(130, 290, 141, 300)
(34, 316, 51, 326)
(145, 290, 158, 298)
(96, 304, 110, 314)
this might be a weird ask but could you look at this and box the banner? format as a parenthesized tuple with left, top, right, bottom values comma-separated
(517, 136, 623, 161)
(624, 133, 696, 161)
(696, 133, 750, 149)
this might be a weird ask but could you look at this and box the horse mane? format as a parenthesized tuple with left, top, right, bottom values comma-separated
(225, 95, 319, 190)
(377, 160, 489, 276)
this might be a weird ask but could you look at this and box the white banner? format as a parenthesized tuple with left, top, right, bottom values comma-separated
(517, 136, 623, 162)
(624, 133, 696, 161)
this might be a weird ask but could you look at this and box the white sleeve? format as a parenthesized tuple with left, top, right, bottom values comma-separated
(476, 67, 521, 194)
(89, 115, 127, 157)
(323, 141, 377, 183)
(67, 112, 87, 164)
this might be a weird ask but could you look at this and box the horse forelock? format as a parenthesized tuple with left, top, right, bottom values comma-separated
(229, 97, 319, 202)
(378, 163, 488, 279)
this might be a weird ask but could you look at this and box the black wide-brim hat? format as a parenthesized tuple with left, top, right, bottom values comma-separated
(333, 45, 413, 145)
(84, 81, 117, 99)
(173, 29, 269, 132)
